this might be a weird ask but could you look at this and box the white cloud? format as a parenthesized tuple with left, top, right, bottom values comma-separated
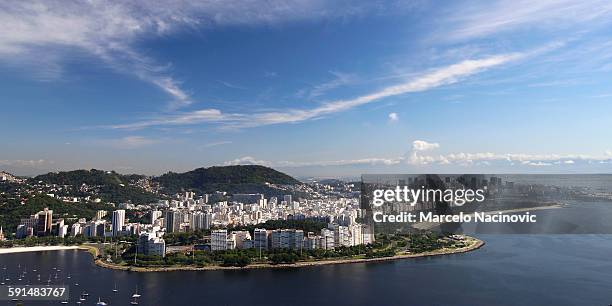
(222, 143, 612, 169)
(222, 152, 612, 169)
(0, 159, 49, 167)
(442, 0, 612, 41)
(94, 136, 160, 149)
(522, 161, 552, 167)
(224, 156, 402, 168)
(203, 141, 232, 148)
(412, 140, 440, 151)
(223, 156, 271, 166)
(110, 52, 524, 129)
(388, 112, 399, 122)
(0, 0, 366, 109)
(306, 71, 356, 98)
(407, 151, 610, 166)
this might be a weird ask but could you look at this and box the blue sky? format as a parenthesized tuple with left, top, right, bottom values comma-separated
(1, 0, 612, 177)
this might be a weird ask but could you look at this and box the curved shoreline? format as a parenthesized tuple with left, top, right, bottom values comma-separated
(85, 238, 485, 272)
(0, 245, 82, 254)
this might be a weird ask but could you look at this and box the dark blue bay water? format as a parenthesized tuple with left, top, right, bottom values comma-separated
(2, 234, 612, 306)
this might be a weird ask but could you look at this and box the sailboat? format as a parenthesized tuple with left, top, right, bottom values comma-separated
(130, 287, 141, 305)
(132, 287, 141, 298)
(112, 283, 118, 292)
(96, 297, 108, 306)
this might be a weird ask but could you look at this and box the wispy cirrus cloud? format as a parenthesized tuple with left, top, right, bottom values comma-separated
(440, 0, 612, 41)
(110, 51, 525, 129)
(0, 0, 369, 109)
(444, 0, 612, 40)
(202, 141, 232, 148)
(92, 136, 161, 149)
(302, 71, 357, 99)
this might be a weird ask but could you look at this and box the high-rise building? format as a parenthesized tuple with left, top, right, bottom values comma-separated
(211, 229, 228, 251)
(362, 224, 375, 245)
(150, 210, 162, 224)
(253, 228, 268, 251)
(112, 210, 125, 237)
(349, 224, 363, 246)
(84, 220, 105, 237)
(58, 224, 68, 238)
(304, 233, 318, 250)
(320, 228, 335, 250)
(95, 210, 107, 220)
(164, 210, 181, 233)
(70, 223, 82, 237)
(270, 229, 304, 250)
(231, 231, 252, 249)
(283, 195, 292, 207)
(137, 232, 166, 257)
(35, 208, 53, 236)
(329, 224, 350, 247)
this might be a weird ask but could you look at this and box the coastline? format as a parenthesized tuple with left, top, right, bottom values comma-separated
(86, 237, 484, 272)
(0, 245, 82, 254)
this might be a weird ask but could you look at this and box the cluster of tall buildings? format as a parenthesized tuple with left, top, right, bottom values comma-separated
(209, 223, 373, 252)
(67, 209, 141, 238)
(16, 208, 68, 239)
(154, 192, 364, 233)
(11, 189, 372, 258)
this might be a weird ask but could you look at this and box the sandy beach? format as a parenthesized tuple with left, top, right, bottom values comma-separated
(0, 245, 82, 254)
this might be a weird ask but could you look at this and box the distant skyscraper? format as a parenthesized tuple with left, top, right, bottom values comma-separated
(112, 210, 125, 237)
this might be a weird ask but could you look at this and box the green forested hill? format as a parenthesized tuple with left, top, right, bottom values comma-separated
(154, 165, 301, 195)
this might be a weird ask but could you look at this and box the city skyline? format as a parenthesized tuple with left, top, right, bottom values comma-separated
(2, 0, 612, 177)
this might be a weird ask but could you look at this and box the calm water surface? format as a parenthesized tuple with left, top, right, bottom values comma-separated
(1, 235, 612, 306)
